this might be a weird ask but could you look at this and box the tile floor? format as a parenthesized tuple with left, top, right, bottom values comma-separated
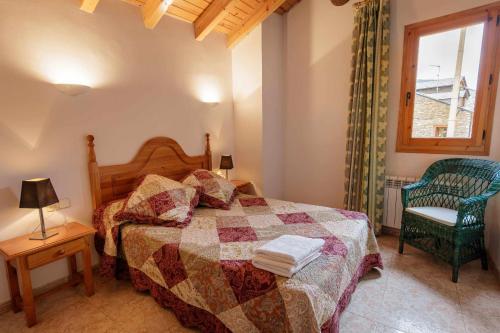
(0, 235, 498, 333)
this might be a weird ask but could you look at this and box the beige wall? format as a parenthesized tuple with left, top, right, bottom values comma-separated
(0, 0, 234, 304)
(284, 0, 500, 269)
(284, 0, 353, 207)
(232, 15, 285, 198)
(232, 25, 264, 193)
(262, 15, 285, 199)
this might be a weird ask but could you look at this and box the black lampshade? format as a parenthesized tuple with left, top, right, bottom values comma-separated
(19, 178, 59, 209)
(220, 155, 234, 170)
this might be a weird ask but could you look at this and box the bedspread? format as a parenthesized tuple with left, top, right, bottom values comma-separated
(93, 194, 382, 333)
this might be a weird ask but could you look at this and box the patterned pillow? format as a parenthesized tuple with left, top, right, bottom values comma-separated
(182, 169, 236, 210)
(114, 174, 199, 227)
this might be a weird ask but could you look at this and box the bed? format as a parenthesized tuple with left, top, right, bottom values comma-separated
(87, 134, 383, 333)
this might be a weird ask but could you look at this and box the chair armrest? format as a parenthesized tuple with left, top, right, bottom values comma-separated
(401, 180, 430, 208)
(460, 191, 497, 206)
(456, 192, 496, 227)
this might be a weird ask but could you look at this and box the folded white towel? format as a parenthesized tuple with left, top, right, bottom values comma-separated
(253, 250, 321, 271)
(254, 235, 325, 265)
(252, 251, 321, 278)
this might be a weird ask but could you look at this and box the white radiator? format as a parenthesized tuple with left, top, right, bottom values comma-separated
(383, 176, 417, 229)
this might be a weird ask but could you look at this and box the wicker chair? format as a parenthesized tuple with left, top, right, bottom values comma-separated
(399, 158, 500, 282)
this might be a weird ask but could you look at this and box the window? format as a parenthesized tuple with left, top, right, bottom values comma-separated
(397, 3, 500, 155)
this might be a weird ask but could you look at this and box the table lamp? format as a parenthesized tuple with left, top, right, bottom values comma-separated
(19, 178, 59, 240)
(219, 155, 234, 179)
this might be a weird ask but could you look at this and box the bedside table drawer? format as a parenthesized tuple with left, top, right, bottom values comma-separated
(27, 238, 85, 269)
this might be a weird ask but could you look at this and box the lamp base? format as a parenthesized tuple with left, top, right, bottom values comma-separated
(29, 231, 59, 240)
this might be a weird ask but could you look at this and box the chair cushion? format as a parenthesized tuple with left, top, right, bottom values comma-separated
(405, 207, 458, 227)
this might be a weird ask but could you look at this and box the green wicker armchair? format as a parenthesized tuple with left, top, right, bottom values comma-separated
(399, 158, 500, 283)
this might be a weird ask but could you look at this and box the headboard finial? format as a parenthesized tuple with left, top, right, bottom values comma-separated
(87, 135, 96, 163)
(205, 133, 211, 154)
(205, 133, 212, 170)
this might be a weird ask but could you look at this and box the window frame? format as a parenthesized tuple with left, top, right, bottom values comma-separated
(396, 3, 500, 155)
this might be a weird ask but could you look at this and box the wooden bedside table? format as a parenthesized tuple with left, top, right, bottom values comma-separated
(231, 180, 256, 195)
(0, 222, 96, 327)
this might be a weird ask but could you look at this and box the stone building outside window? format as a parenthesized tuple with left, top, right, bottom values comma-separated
(412, 77, 474, 138)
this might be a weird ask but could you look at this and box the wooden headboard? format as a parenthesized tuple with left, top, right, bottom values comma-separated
(87, 134, 212, 209)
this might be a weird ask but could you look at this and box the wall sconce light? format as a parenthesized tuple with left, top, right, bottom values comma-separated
(196, 76, 221, 106)
(204, 102, 220, 108)
(54, 84, 91, 96)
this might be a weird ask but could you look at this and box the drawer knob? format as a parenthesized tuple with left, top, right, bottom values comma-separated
(57, 249, 66, 256)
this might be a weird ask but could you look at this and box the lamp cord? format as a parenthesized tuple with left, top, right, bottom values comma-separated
(30, 209, 67, 234)
(31, 222, 40, 234)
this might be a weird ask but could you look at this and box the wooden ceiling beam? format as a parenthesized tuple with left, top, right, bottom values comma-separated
(227, 0, 286, 48)
(80, 0, 300, 42)
(142, 0, 172, 29)
(279, 0, 302, 14)
(194, 0, 238, 41)
(80, 0, 100, 13)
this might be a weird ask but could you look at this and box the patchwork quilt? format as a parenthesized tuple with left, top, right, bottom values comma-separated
(93, 194, 382, 333)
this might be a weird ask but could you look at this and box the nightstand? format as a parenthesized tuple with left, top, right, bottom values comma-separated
(231, 180, 256, 195)
(0, 222, 96, 327)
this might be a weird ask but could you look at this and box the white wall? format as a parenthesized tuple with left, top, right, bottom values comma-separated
(232, 26, 264, 193)
(284, 0, 500, 269)
(284, 0, 353, 207)
(232, 15, 285, 198)
(262, 15, 285, 199)
(0, 0, 234, 304)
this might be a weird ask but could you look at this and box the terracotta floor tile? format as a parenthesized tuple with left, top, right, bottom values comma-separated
(114, 296, 196, 333)
(340, 311, 405, 333)
(462, 312, 500, 333)
(32, 298, 120, 333)
(0, 311, 31, 333)
(0, 235, 498, 333)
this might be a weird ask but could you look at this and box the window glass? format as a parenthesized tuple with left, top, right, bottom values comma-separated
(411, 23, 484, 138)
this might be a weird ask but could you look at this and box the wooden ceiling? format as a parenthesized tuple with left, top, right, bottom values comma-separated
(80, 0, 301, 48)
